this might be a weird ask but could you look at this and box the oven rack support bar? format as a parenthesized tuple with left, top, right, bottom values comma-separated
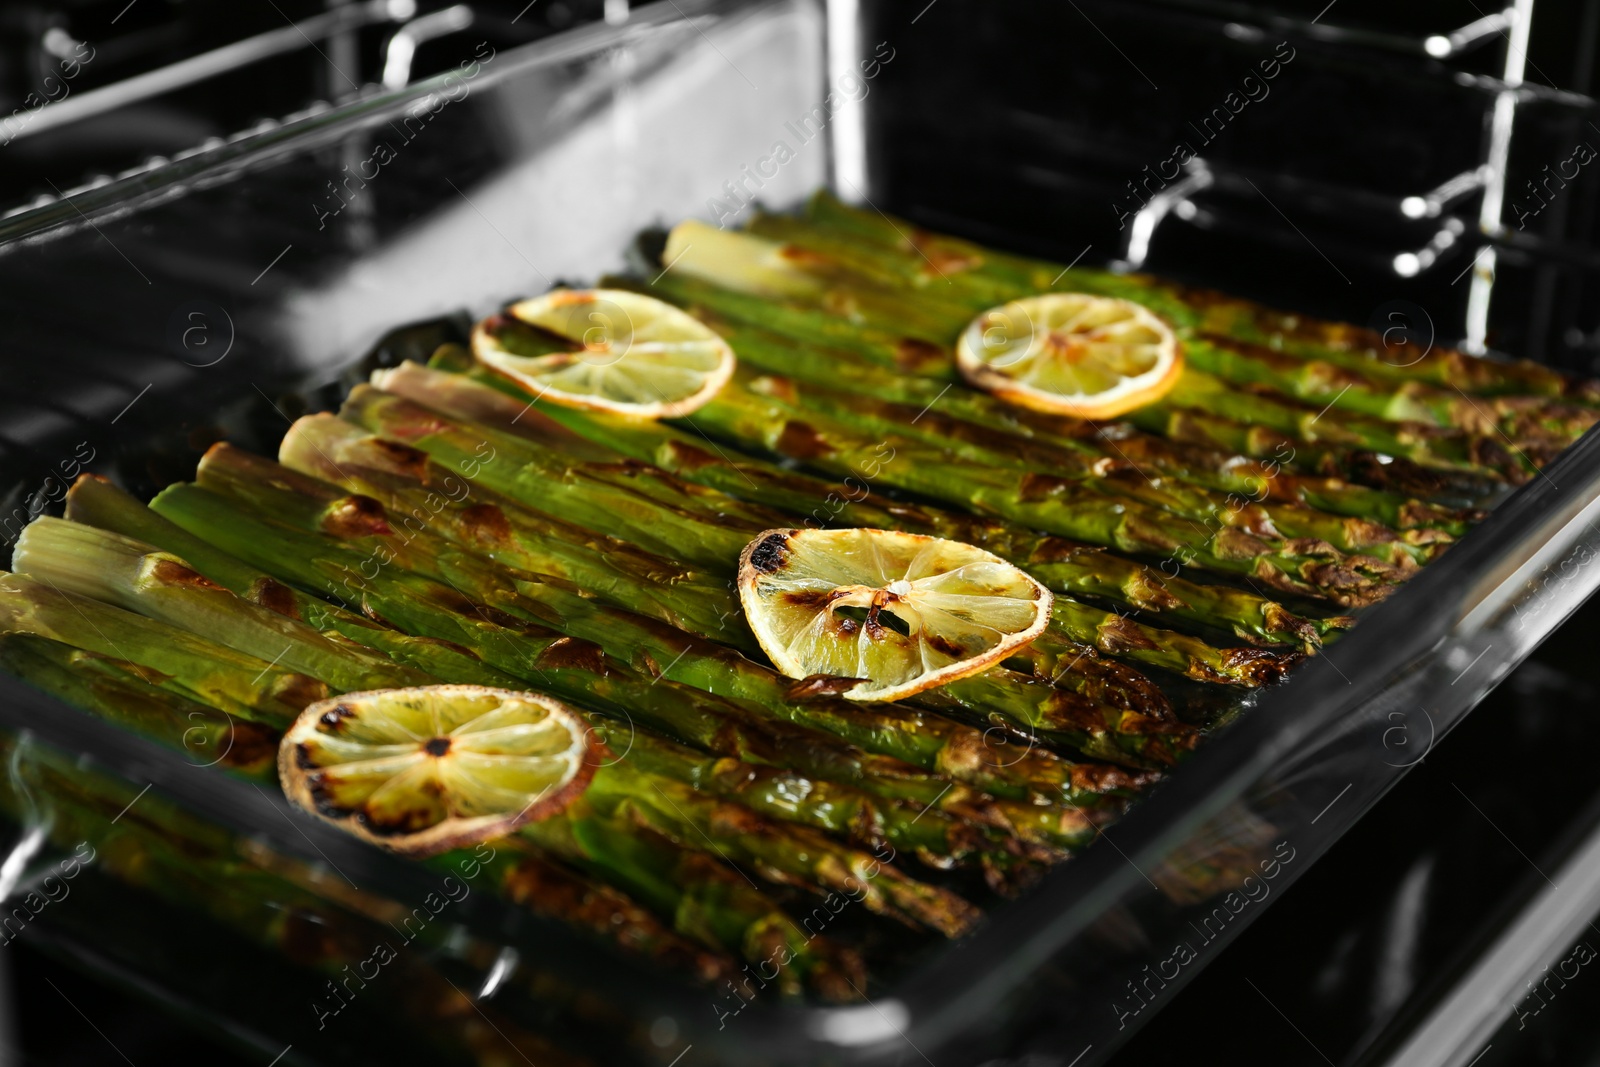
(1402, 167, 1492, 221)
(1392, 217, 1468, 278)
(1111, 0, 1575, 298)
(1138, 0, 1548, 355)
(1424, 9, 1517, 59)
(825, 0, 868, 200)
(1112, 0, 1520, 62)
(7, 0, 419, 143)
(381, 5, 477, 89)
(1114, 159, 1213, 271)
(1463, 0, 1535, 355)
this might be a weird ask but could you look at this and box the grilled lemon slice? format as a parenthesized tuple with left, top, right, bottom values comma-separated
(737, 528, 1053, 702)
(956, 293, 1182, 419)
(279, 685, 596, 856)
(474, 288, 735, 418)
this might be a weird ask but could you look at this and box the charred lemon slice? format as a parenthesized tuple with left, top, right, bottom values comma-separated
(956, 293, 1182, 419)
(474, 288, 735, 418)
(280, 685, 596, 856)
(737, 528, 1053, 702)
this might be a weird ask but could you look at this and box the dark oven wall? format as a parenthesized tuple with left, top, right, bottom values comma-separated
(0, 0, 615, 210)
(859, 0, 1600, 376)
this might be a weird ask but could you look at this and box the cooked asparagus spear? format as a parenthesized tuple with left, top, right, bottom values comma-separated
(497, 298, 1436, 564)
(64, 473, 555, 687)
(69, 478, 1045, 840)
(666, 217, 1561, 481)
(713, 375, 1405, 602)
(12, 662, 860, 1001)
(651, 260, 1539, 486)
(0, 735, 654, 1052)
(606, 716, 1053, 881)
(726, 359, 1438, 567)
(0, 632, 277, 776)
(16, 514, 1039, 880)
(13, 517, 431, 693)
(3, 614, 889, 991)
(1175, 286, 1600, 405)
(745, 211, 1599, 446)
(794, 190, 1600, 409)
(515, 809, 863, 998)
(0, 570, 322, 725)
(341, 381, 1308, 689)
(394, 358, 1347, 650)
(334, 381, 1189, 702)
(13, 522, 979, 934)
(565, 360, 1393, 607)
(581, 761, 981, 936)
(206, 435, 1193, 766)
(2, 629, 736, 1002)
(144, 477, 1141, 825)
(1185, 335, 1598, 444)
(1142, 371, 1541, 487)
(275, 411, 1206, 763)
(606, 279, 1472, 537)
(1125, 400, 1502, 501)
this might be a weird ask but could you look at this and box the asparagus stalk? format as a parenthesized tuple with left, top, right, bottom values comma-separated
(580, 761, 982, 936)
(795, 190, 1600, 410)
(342, 382, 1307, 691)
(652, 259, 1536, 486)
(606, 715, 1053, 881)
(801, 188, 1059, 288)
(538, 289, 1441, 558)
(5, 625, 861, 1000)
(0, 740, 645, 1053)
(272, 421, 751, 648)
(325, 382, 1187, 707)
(0, 570, 322, 725)
(577, 412, 1343, 650)
(71, 477, 1039, 839)
(609, 278, 1471, 537)
(145, 478, 1148, 814)
(278, 411, 1207, 761)
(705, 374, 1406, 601)
(745, 209, 1026, 305)
(120, 673, 837, 996)
(213, 435, 1194, 768)
(0, 632, 277, 776)
(664, 218, 1558, 481)
(611, 252, 1420, 603)
(515, 809, 863, 998)
(601, 361, 1394, 607)
(766, 193, 1568, 489)
(1185, 335, 1598, 444)
(64, 473, 552, 688)
(744, 212, 1598, 445)
(399, 358, 1348, 650)
(1145, 371, 1541, 486)
(1179, 286, 1600, 405)
(14, 516, 431, 694)
(716, 356, 1439, 567)
(1126, 400, 1502, 502)
(4, 582, 975, 941)
(533, 764, 983, 935)
(17, 513, 1035, 884)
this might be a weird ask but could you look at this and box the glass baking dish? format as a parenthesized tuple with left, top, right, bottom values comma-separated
(1, 1, 1598, 1063)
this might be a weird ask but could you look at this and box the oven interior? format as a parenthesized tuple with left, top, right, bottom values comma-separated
(1, 1, 1600, 1065)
